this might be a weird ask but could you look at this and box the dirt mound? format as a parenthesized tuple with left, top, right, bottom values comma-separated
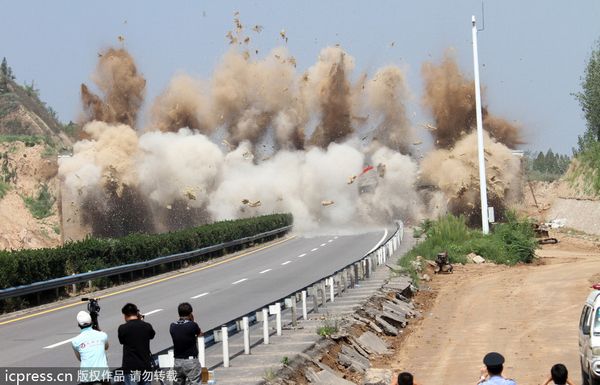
(0, 142, 61, 250)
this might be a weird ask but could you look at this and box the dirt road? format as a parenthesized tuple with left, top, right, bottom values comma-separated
(386, 236, 600, 385)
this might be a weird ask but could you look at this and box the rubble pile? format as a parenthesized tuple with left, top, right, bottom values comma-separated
(268, 275, 417, 385)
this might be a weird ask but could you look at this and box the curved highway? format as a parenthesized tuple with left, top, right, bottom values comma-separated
(0, 228, 389, 367)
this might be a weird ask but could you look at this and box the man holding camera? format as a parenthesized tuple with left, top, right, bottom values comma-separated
(170, 302, 203, 385)
(118, 303, 156, 385)
(72, 310, 109, 384)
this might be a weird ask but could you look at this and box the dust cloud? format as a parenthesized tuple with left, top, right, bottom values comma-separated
(59, 22, 526, 238)
(81, 48, 146, 127)
(422, 51, 522, 149)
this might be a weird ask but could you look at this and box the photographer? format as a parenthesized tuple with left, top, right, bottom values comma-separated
(71, 311, 109, 384)
(170, 302, 203, 385)
(118, 303, 156, 385)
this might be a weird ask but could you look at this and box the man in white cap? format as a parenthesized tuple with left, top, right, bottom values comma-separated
(71, 310, 109, 384)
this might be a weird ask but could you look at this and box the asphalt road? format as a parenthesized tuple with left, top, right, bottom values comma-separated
(0, 228, 389, 367)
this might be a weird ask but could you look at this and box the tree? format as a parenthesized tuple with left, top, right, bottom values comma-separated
(575, 40, 600, 145)
(0, 58, 7, 77)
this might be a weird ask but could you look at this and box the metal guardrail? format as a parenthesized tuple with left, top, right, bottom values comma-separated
(0, 225, 293, 300)
(153, 221, 404, 366)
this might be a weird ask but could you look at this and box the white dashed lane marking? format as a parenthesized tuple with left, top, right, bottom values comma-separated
(44, 337, 74, 349)
(259, 269, 272, 274)
(143, 309, 163, 317)
(281, 261, 291, 265)
(320, 243, 326, 247)
(191, 292, 209, 299)
(297, 253, 306, 258)
(311, 248, 318, 252)
(232, 278, 248, 285)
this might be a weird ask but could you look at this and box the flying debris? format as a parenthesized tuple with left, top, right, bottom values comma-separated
(242, 151, 254, 160)
(421, 123, 437, 131)
(118, 35, 125, 43)
(183, 189, 197, 201)
(225, 31, 237, 45)
(377, 163, 386, 178)
(321, 200, 335, 206)
(347, 175, 357, 185)
(280, 29, 288, 43)
(242, 199, 261, 208)
(244, 37, 250, 44)
(413, 140, 422, 145)
(252, 25, 263, 33)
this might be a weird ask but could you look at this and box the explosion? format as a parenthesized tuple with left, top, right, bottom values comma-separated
(59, 23, 526, 239)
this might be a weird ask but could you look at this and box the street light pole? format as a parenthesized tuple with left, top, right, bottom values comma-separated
(471, 15, 489, 234)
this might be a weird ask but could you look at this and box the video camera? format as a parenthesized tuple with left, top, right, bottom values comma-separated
(81, 297, 101, 330)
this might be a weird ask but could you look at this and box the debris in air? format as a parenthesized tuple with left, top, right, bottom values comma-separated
(242, 199, 261, 208)
(321, 200, 334, 206)
(183, 189, 197, 201)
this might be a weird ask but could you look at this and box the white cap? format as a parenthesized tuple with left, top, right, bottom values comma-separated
(77, 311, 92, 326)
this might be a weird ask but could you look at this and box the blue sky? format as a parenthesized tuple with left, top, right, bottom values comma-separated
(1, 0, 599, 154)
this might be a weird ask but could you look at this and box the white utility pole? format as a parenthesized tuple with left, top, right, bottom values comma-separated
(471, 15, 489, 234)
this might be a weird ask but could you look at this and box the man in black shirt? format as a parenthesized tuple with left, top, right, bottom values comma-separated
(170, 302, 203, 385)
(118, 303, 156, 385)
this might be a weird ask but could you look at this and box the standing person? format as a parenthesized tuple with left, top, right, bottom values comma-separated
(170, 302, 203, 385)
(477, 352, 517, 385)
(71, 311, 109, 384)
(541, 364, 575, 385)
(118, 303, 156, 385)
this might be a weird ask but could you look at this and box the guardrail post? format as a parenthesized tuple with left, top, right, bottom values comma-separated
(365, 258, 370, 279)
(242, 316, 250, 355)
(336, 275, 342, 297)
(198, 336, 205, 367)
(354, 263, 359, 284)
(329, 277, 335, 302)
(341, 271, 347, 292)
(290, 296, 297, 327)
(302, 290, 308, 319)
(262, 308, 269, 344)
(275, 303, 282, 336)
(320, 281, 326, 305)
(87, 270, 92, 290)
(312, 288, 319, 314)
(71, 273, 76, 295)
(222, 325, 229, 368)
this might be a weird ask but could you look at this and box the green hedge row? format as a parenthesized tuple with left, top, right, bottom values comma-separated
(0, 213, 292, 289)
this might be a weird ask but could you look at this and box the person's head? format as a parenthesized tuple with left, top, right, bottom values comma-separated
(397, 372, 413, 385)
(483, 352, 505, 375)
(178, 302, 193, 319)
(121, 303, 140, 320)
(550, 363, 568, 385)
(76, 310, 92, 329)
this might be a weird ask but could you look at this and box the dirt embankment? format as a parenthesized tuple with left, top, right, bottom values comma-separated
(522, 180, 600, 235)
(0, 141, 61, 250)
(380, 235, 600, 385)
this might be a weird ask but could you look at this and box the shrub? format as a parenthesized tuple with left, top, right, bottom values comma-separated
(400, 213, 538, 279)
(0, 213, 293, 289)
(22, 184, 55, 219)
(0, 180, 9, 199)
